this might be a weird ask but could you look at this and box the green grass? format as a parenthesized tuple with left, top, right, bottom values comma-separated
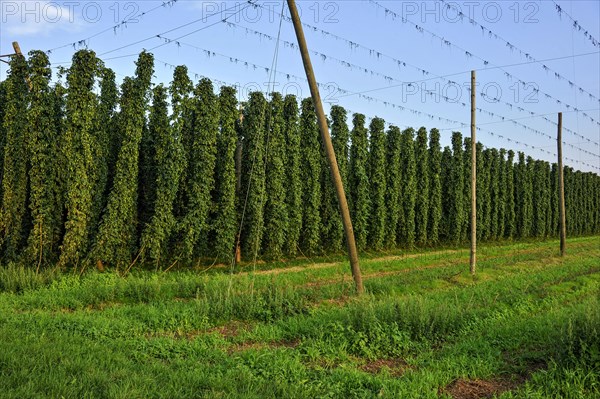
(1, 237, 599, 398)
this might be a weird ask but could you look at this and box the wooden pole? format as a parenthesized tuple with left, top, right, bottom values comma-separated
(12, 41, 23, 57)
(557, 112, 567, 256)
(286, 0, 364, 294)
(12, 41, 31, 90)
(470, 70, 477, 275)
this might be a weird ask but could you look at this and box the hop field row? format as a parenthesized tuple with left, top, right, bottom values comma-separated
(1, 50, 599, 270)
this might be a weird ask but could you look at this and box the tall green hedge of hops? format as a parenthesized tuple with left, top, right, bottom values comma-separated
(1, 52, 30, 261)
(92, 51, 154, 269)
(283, 95, 302, 256)
(240, 92, 267, 259)
(299, 98, 322, 255)
(0, 80, 7, 202)
(212, 86, 239, 263)
(91, 68, 118, 239)
(415, 127, 430, 246)
(368, 117, 387, 250)
(24, 51, 61, 266)
(58, 50, 101, 268)
(263, 92, 288, 258)
(427, 129, 442, 245)
(348, 113, 370, 252)
(505, 150, 516, 239)
(400, 128, 417, 247)
(449, 132, 464, 246)
(139, 84, 184, 265)
(320, 106, 347, 253)
(1, 52, 599, 269)
(176, 78, 219, 264)
(385, 126, 402, 247)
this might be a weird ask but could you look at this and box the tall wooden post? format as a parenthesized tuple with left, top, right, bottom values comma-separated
(11, 41, 32, 90)
(12, 41, 23, 57)
(286, 0, 364, 294)
(557, 112, 567, 256)
(470, 70, 477, 275)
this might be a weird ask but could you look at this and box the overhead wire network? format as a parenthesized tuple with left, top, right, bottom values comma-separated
(153, 56, 410, 132)
(242, 0, 600, 146)
(434, 0, 600, 104)
(146, 32, 580, 170)
(49, 0, 257, 64)
(552, 0, 600, 48)
(46, 0, 181, 54)
(327, 47, 599, 143)
(50, 9, 599, 170)
(236, 2, 600, 163)
(45, 0, 598, 143)
(147, 34, 598, 168)
(366, 0, 600, 126)
(102, 1, 257, 57)
(11, 0, 597, 171)
(220, 19, 600, 153)
(360, 1, 599, 162)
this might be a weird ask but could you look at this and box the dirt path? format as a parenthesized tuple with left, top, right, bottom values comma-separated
(370, 248, 464, 263)
(241, 248, 465, 277)
(304, 258, 466, 289)
(244, 261, 341, 276)
(302, 242, 599, 290)
(242, 240, 597, 279)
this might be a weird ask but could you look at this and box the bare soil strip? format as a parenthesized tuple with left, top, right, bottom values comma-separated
(440, 378, 520, 399)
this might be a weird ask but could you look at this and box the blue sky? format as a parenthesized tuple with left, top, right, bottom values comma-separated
(1, 0, 599, 172)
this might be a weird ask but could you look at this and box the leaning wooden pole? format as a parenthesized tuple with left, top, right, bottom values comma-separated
(286, 0, 364, 294)
(557, 112, 567, 256)
(12, 41, 23, 56)
(12, 41, 32, 90)
(470, 70, 477, 275)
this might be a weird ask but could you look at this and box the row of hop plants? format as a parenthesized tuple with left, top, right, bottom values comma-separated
(1, 50, 599, 270)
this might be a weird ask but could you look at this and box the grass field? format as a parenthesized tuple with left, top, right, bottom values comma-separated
(0, 237, 599, 398)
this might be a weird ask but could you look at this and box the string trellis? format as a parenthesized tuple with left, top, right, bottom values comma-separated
(435, 0, 600, 104)
(366, 0, 600, 126)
